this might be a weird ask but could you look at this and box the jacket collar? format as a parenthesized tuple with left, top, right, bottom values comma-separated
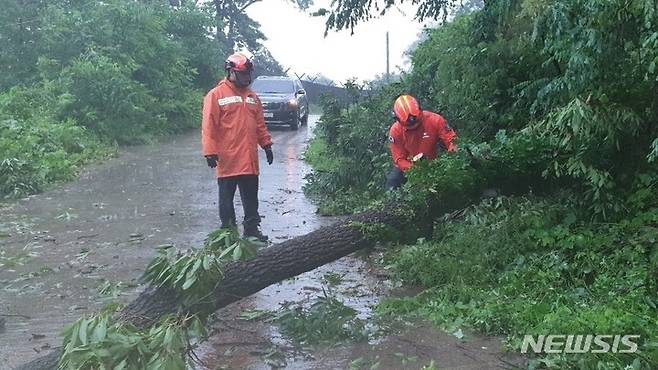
(222, 78, 250, 95)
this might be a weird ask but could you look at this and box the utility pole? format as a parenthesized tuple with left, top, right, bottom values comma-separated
(386, 31, 390, 82)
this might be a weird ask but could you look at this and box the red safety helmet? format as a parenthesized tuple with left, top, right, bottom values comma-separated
(224, 53, 254, 73)
(392, 95, 422, 128)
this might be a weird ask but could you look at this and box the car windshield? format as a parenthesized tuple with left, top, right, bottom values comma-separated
(251, 79, 295, 94)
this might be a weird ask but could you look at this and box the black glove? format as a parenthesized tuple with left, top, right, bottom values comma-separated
(264, 145, 273, 165)
(205, 154, 218, 168)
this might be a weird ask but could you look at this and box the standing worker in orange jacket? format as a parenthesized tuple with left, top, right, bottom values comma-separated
(201, 53, 273, 241)
(386, 94, 457, 189)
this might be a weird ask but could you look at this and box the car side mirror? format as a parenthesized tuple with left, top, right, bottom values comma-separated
(297, 89, 306, 95)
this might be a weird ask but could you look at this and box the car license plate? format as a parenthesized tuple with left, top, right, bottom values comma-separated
(263, 112, 273, 118)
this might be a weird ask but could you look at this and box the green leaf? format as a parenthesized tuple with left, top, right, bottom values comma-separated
(113, 359, 128, 370)
(218, 244, 236, 260)
(189, 258, 202, 277)
(163, 327, 174, 348)
(79, 318, 89, 345)
(182, 275, 197, 290)
(239, 309, 272, 321)
(233, 245, 243, 260)
(93, 348, 111, 357)
(92, 317, 107, 342)
(350, 357, 365, 369)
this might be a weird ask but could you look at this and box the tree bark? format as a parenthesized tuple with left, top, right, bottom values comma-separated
(213, 0, 229, 53)
(17, 202, 412, 370)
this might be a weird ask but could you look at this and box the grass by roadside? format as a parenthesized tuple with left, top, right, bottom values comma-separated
(0, 117, 116, 198)
(303, 136, 382, 216)
(376, 194, 658, 369)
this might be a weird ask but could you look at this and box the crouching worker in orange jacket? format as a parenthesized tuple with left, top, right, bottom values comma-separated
(201, 53, 273, 241)
(386, 94, 457, 190)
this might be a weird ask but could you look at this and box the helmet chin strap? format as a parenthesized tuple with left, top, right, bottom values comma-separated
(404, 115, 422, 130)
(405, 121, 422, 130)
(236, 76, 251, 87)
(230, 71, 252, 87)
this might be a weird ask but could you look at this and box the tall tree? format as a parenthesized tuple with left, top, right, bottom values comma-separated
(210, 0, 312, 74)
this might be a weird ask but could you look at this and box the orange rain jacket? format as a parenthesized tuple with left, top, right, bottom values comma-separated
(388, 111, 456, 171)
(201, 79, 273, 178)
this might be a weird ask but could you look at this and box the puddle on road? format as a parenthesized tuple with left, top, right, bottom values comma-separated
(196, 251, 525, 370)
(195, 255, 388, 370)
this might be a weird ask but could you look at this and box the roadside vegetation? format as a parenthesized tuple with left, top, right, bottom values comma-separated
(305, 0, 658, 368)
(0, 1, 223, 198)
(0, 0, 291, 199)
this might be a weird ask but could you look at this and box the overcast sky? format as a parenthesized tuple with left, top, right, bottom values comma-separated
(246, 1, 432, 83)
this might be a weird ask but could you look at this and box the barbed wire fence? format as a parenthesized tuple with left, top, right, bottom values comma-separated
(280, 68, 389, 106)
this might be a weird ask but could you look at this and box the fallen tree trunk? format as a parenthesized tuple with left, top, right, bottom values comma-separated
(18, 202, 413, 370)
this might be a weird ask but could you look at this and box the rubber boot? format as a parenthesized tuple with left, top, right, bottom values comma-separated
(244, 226, 268, 242)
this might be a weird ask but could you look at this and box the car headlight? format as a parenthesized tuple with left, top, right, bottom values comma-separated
(287, 99, 298, 109)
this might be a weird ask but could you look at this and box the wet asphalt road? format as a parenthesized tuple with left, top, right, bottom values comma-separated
(0, 117, 327, 367)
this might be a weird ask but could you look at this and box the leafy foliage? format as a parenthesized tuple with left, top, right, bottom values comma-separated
(58, 313, 205, 370)
(320, 0, 464, 33)
(310, 0, 658, 219)
(0, 85, 108, 198)
(306, 1, 658, 368)
(274, 292, 368, 346)
(304, 89, 400, 214)
(380, 193, 658, 369)
(522, 0, 658, 216)
(60, 228, 261, 368)
(143, 228, 260, 312)
(31, 0, 210, 142)
(408, 11, 539, 139)
(0, 0, 228, 197)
